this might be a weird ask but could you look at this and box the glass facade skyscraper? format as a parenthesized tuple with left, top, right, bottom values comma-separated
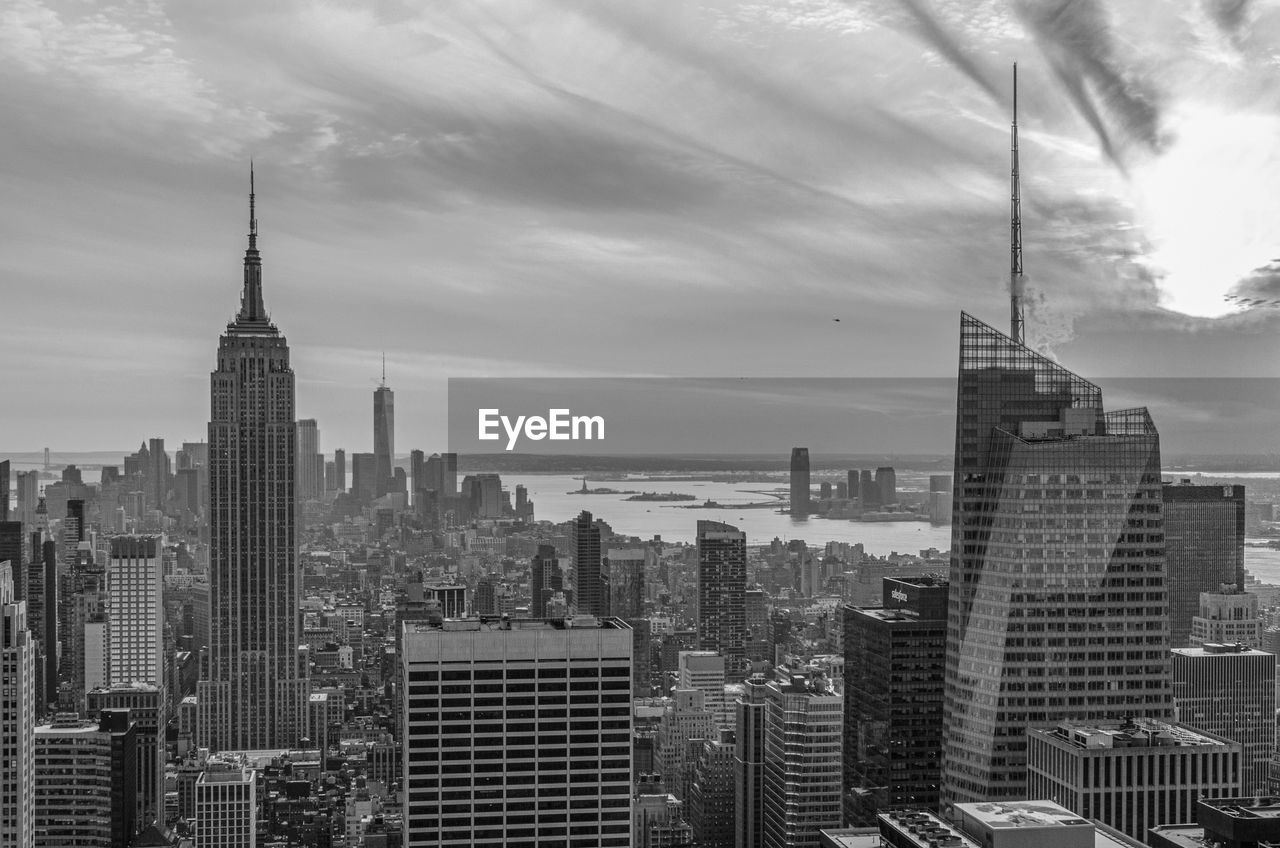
(941, 313, 1172, 805)
(1163, 483, 1246, 647)
(696, 521, 747, 680)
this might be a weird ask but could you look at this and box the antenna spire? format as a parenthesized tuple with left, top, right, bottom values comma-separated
(249, 159, 257, 249)
(381, 352, 386, 387)
(1010, 62, 1025, 346)
(236, 162, 268, 323)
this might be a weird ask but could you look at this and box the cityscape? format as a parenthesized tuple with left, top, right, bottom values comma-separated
(7, 3, 1280, 848)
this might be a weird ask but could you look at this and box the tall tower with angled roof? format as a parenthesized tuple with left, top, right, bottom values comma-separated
(940, 313, 1172, 805)
(197, 170, 308, 751)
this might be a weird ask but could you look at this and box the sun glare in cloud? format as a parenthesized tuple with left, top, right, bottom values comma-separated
(1131, 109, 1280, 318)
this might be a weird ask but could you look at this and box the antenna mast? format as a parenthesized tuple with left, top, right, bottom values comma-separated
(1010, 62, 1025, 345)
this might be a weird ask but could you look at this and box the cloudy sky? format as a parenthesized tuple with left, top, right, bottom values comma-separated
(4, 0, 1280, 454)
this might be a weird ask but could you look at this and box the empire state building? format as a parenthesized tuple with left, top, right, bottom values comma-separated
(197, 172, 308, 750)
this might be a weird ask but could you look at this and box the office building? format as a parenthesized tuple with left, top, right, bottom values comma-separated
(106, 535, 164, 689)
(351, 453, 377, 503)
(761, 674, 843, 848)
(87, 684, 165, 830)
(15, 471, 38, 529)
(1151, 796, 1280, 848)
(843, 576, 948, 825)
(875, 467, 897, 506)
(198, 175, 308, 752)
(333, 448, 346, 492)
(848, 470, 861, 502)
(657, 687, 719, 802)
(607, 548, 646, 620)
(735, 676, 769, 848)
(882, 800, 1146, 848)
(696, 521, 746, 680)
(0, 521, 22, 602)
(295, 419, 322, 502)
(1172, 644, 1275, 794)
(409, 449, 425, 507)
(374, 380, 394, 499)
(634, 794, 694, 848)
(401, 616, 632, 847)
(678, 651, 731, 728)
(1028, 719, 1240, 840)
(860, 470, 879, 509)
(194, 758, 257, 848)
(529, 544, 562, 619)
(573, 511, 606, 616)
(0, 460, 7, 522)
(942, 313, 1172, 805)
(1, 561, 34, 848)
(425, 452, 458, 497)
(689, 729, 736, 848)
(790, 448, 811, 517)
(1163, 482, 1246, 648)
(33, 710, 137, 848)
(1189, 590, 1260, 648)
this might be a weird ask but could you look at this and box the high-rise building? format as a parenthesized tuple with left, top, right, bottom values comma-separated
(847, 470, 860, 502)
(333, 448, 346, 493)
(942, 313, 1172, 806)
(1172, 644, 1275, 795)
(194, 759, 257, 848)
(295, 419, 321, 502)
(1163, 482, 1246, 648)
(198, 174, 308, 752)
(734, 676, 768, 848)
(0, 521, 23, 602)
(33, 710, 137, 848)
(1027, 719, 1241, 841)
(87, 684, 165, 831)
(689, 729, 736, 848)
(351, 453, 377, 503)
(1190, 590, 1260, 647)
(573, 511, 606, 617)
(409, 449, 425, 507)
(875, 467, 897, 506)
(606, 548, 646, 620)
(0, 561, 35, 848)
(373, 380, 394, 499)
(425, 452, 459, 497)
(760, 674, 843, 848)
(657, 687, 719, 802)
(529, 544, 562, 619)
(678, 651, 731, 728)
(0, 459, 9, 522)
(843, 576, 948, 825)
(401, 616, 632, 847)
(790, 448, 810, 517)
(147, 438, 170, 512)
(105, 536, 164, 689)
(696, 521, 746, 681)
(15, 471, 38, 528)
(859, 469, 879, 509)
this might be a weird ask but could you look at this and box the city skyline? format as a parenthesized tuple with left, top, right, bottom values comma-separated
(6, 2, 1280, 450)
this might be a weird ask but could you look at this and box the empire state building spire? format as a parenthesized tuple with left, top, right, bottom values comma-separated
(238, 163, 268, 324)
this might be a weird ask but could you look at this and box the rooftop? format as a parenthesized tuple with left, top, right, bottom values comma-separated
(1172, 644, 1271, 657)
(956, 800, 1092, 829)
(405, 615, 629, 633)
(1035, 719, 1227, 749)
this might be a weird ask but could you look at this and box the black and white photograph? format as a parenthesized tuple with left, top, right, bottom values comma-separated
(4, 1, 1280, 846)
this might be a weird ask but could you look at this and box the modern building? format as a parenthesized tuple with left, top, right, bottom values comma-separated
(333, 448, 346, 493)
(1189, 591, 1260, 647)
(875, 467, 897, 506)
(1026, 719, 1242, 840)
(842, 576, 948, 824)
(657, 687, 719, 802)
(351, 453, 377, 503)
(689, 729, 736, 848)
(401, 616, 632, 847)
(607, 548, 646, 620)
(424, 452, 458, 498)
(106, 535, 164, 689)
(295, 419, 322, 502)
(735, 676, 769, 848)
(198, 174, 308, 752)
(529, 544, 562, 619)
(678, 651, 731, 728)
(942, 313, 1172, 805)
(373, 380, 394, 499)
(33, 711, 137, 848)
(790, 448, 811, 517)
(0, 561, 34, 848)
(572, 511, 606, 617)
(87, 684, 166, 831)
(194, 759, 257, 848)
(761, 674, 843, 848)
(1150, 796, 1280, 848)
(860, 470, 879, 509)
(696, 521, 746, 680)
(1163, 482, 1246, 648)
(1171, 644, 1275, 794)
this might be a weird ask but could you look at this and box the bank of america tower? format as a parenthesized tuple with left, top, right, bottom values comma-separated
(940, 313, 1173, 805)
(197, 173, 308, 750)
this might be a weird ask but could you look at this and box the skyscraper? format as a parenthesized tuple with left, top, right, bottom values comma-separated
(875, 466, 896, 505)
(789, 448, 810, 517)
(941, 313, 1172, 806)
(401, 616, 632, 847)
(1163, 482, 1246, 647)
(0, 561, 34, 848)
(295, 419, 321, 502)
(333, 448, 346, 493)
(859, 469, 879, 509)
(573, 511, 605, 616)
(373, 371, 394, 499)
(760, 674, 843, 847)
(198, 172, 308, 752)
(734, 675, 768, 848)
(106, 536, 164, 689)
(696, 521, 746, 680)
(529, 544, 562, 618)
(0, 459, 9, 522)
(409, 449, 425, 506)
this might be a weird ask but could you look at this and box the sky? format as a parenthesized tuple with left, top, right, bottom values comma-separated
(4, 0, 1280, 455)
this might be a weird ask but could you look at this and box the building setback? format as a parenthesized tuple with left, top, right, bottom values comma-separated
(401, 616, 632, 847)
(1026, 719, 1241, 841)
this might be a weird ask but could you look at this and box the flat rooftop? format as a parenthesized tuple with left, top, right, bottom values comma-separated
(820, 827, 882, 848)
(957, 800, 1092, 829)
(879, 809, 982, 848)
(1172, 644, 1272, 658)
(1202, 797, 1280, 819)
(405, 615, 629, 633)
(1036, 719, 1226, 749)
